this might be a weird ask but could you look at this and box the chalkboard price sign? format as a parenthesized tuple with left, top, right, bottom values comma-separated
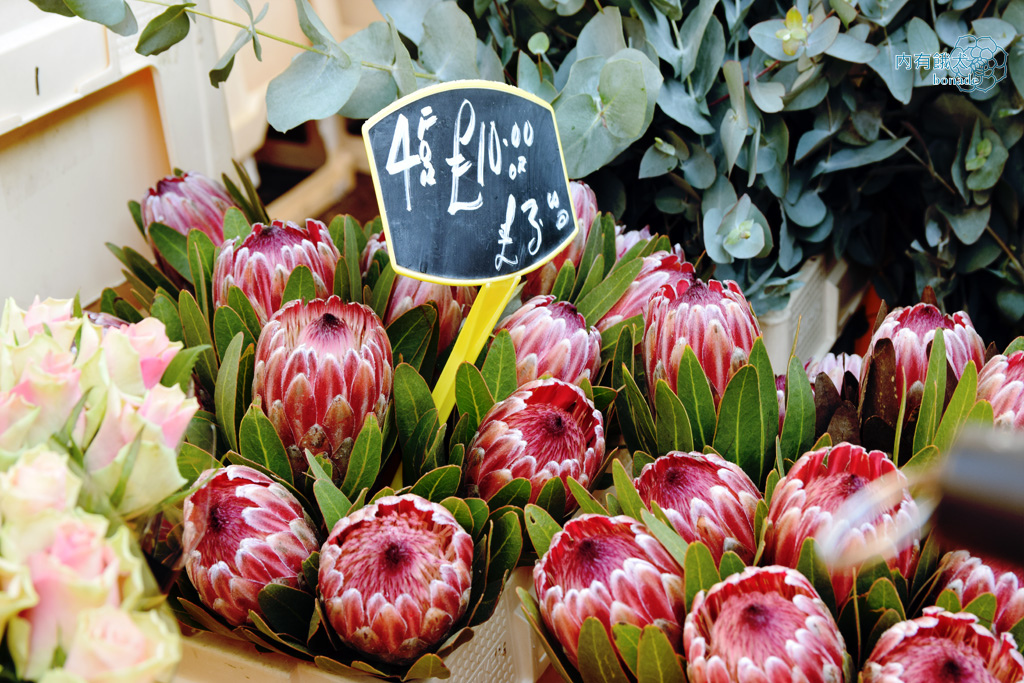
(363, 80, 579, 285)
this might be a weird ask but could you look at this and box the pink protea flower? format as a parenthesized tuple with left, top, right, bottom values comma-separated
(465, 378, 605, 508)
(360, 233, 477, 351)
(765, 442, 920, 608)
(182, 465, 319, 626)
(534, 514, 687, 669)
(614, 224, 653, 258)
(634, 451, 762, 564)
(977, 351, 1024, 430)
(863, 303, 985, 399)
(862, 607, 1024, 683)
(776, 373, 787, 433)
(212, 219, 341, 325)
(683, 566, 847, 683)
(596, 252, 695, 333)
(642, 277, 761, 403)
(935, 550, 1024, 636)
(805, 352, 863, 391)
(141, 171, 236, 246)
(495, 295, 601, 387)
(318, 494, 473, 665)
(522, 181, 598, 299)
(252, 297, 393, 474)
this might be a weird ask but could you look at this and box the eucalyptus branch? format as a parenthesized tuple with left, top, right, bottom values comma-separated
(880, 123, 957, 196)
(360, 61, 439, 81)
(986, 226, 1024, 284)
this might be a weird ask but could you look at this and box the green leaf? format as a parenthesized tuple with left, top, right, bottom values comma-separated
(641, 507, 689, 568)
(393, 363, 436, 456)
(718, 551, 746, 579)
(410, 465, 461, 503)
(901, 444, 940, 473)
(386, 304, 438, 374)
(239, 404, 293, 484)
(343, 219, 362, 304)
(616, 366, 657, 454)
(964, 593, 997, 631)
(655, 380, 694, 454)
(574, 255, 607, 304)
(136, 3, 194, 56)
(714, 366, 764, 484)
(161, 344, 209, 392)
(535, 476, 566, 520)
(780, 355, 815, 464)
(314, 478, 351, 531)
(178, 290, 217, 394)
(488, 478, 532, 512)
(935, 589, 963, 613)
(221, 207, 251, 243)
(489, 510, 523, 578)
(124, 247, 176, 294)
(370, 263, 397, 320)
(150, 291, 183, 343)
(637, 625, 686, 683)
(676, 346, 717, 449)
(812, 137, 910, 177)
(403, 654, 449, 681)
(577, 617, 630, 683)
(932, 361, 978, 453)
(796, 538, 837, 614)
(568, 477, 607, 515)
(213, 306, 255, 365)
(525, 504, 562, 557)
(866, 578, 906, 620)
(632, 451, 655, 478)
(576, 258, 644, 328)
(187, 230, 216, 314)
(455, 363, 494, 434)
(611, 460, 647, 521)
(610, 323, 635, 391)
(612, 623, 642, 679)
(482, 330, 518, 402)
(749, 339, 778, 473)
(340, 414, 382, 499)
(913, 330, 946, 454)
(177, 443, 219, 482)
(257, 583, 315, 638)
(214, 332, 245, 453)
(281, 265, 317, 305)
(227, 286, 262, 341)
(684, 542, 720, 611)
(1005, 337, 1024, 355)
(551, 261, 577, 302)
(601, 315, 644, 352)
(465, 498, 490, 539)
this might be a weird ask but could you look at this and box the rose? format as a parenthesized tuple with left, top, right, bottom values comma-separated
(99, 320, 182, 396)
(0, 447, 81, 521)
(0, 298, 102, 362)
(0, 344, 83, 452)
(0, 557, 37, 642)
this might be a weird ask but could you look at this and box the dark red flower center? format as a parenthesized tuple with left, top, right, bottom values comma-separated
(886, 637, 997, 683)
(195, 495, 255, 567)
(677, 279, 721, 306)
(554, 526, 646, 589)
(803, 473, 869, 513)
(384, 540, 409, 569)
(504, 404, 586, 470)
(900, 304, 954, 335)
(547, 301, 586, 329)
(709, 591, 808, 670)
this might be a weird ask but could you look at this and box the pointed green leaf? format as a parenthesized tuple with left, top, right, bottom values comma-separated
(386, 304, 438, 373)
(161, 344, 210, 392)
(714, 366, 765, 484)
(466, 498, 490, 539)
(655, 380, 693, 454)
(1004, 337, 1024, 355)
(612, 459, 648, 521)
(749, 339, 778, 460)
(178, 290, 217, 393)
(780, 355, 815, 464)
(344, 219, 363, 307)
(393, 363, 436, 455)
(149, 223, 192, 284)
(403, 654, 449, 681)
(616, 366, 657, 454)
(222, 207, 251, 242)
(257, 583, 315, 638)
(488, 478, 531, 512)
(637, 625, 686, 683)
(718, 551, 746, 578)
(281, 265, 317, 305)
(370, 263, 397, 320)
(964, 593, 997, 631)
(640, 508, 689, 569)
(936, 589, 963, 613)
(213, 305, 255, 363)
(151, 291, 183, 343)
(913, 330, 947, 454)
(239, 404, 292, 483)
(932, 361, 978, 453)
(441, 497, 475, 534)
(576, 258, 644, 328)
(535, 476, 566, 520)
(676, 346, 717, 449)
(187, 230, 215, 319)
(124, 246, 177, 294)
(177, 443, 219, 483)
(684, 542, 720, 611)
(600, 315, 644, 352)
(525, 503, 562, 557)
(796, 538, 837, 615)
(489, 510, 523, 578)
(455, 363, 494, 433)
(214, 332, 244, 453)
(341, 414, 382, 499)
(550, 260, 577, 302)
(901, 444, 940, 473)
(568, 477, 607, 515)
(573, 218, 607, 302)
(611, 623, 642, 679)
(577, 617, 630, 683)
(611, 322, 635, 391)
(482, 330, 518, 402)
(866, 578, 906, 620)
(410, 465, 461, 502)
(632, 451, 655, 478)
(227, 286, 263, 341)
(574, 255, 606, 303)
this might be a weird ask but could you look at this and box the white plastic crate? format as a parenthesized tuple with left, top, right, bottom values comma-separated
(0, 0, 234, 306)
(175, 568, 547, 683)
(758, 255, 868, 370)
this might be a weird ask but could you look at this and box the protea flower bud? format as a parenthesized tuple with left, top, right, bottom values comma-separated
(522, 181, 598, 299)
(534, 514, 687, 669)
(182, 465, 319, 626)
(862, 607, 1024, 683)
(935, 550, 1024, 636)
(863, 302, 985, 400)
(212, 219, 341, 325)
(765, 442, 920, 608)
(683, 566, 847, 683)
(360, 233, 476, 350)
(805, 352, 863, 392)
(775, 373, 787, 433)
(253, 297, 393, 477)
(634, 451, 762, 564)
(978, 351, 1024, 430)
(141, 171, 236, 246)
(319, 494, 473, 665)
(614, 224, 653, 258)
(465, 378, 604, 508)
(642, 277, 761, 403)
(495, 296, 601, 387)
(596, 252, 695, 333)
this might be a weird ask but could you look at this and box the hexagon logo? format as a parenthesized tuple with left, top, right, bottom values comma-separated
(948, 35, 1009, 93)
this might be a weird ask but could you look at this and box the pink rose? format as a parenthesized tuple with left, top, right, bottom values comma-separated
(137, 383, 195, 449)
(0, 448, 81, 520)
(0, 350, 82, 450)
(0, 391, 38, 452)
(22, 298, 74, 337)
(61, 607, 180, 683)
(111, 319, 179, 390)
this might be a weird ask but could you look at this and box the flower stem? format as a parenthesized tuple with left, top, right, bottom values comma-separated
(879, 123, 957, 196)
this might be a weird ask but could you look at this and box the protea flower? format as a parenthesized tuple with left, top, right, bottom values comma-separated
(805, 352, 863, 392)
(212, 219, 341, 325)
(862, 607, 1024, 683)
(776, 373, 787, 433)
(596, 252, 695, 333)
(634, 451, 762, 564)
(252, 297, 393, 477)
(935, 550, 1024, 636)
(765, 442, 920, 608)
(522, 181, 599, 299)
(319, 494, 473, 664)
(863, 302, 985, 400)
(683, 566, 847, 683)
(360, 233, 477, 350)
(465, 378, 604, 507)
(534, 514, 687, 669)
(642, 276, 761, 403)
(614, 224, 653, 258)
(182, 465, 319, 626)
(977, 351, 1024, 430)
(141, 171, 236, 246)
(494, 296, 601, 387)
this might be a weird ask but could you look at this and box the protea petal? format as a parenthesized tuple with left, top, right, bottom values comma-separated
(683, 566, 846, 683)
(597, 252, 695, 333)
(534, 514, 687, 669)
(465, 378, 605, 508)
(862, 607, 1024, 683)
(496, 296, 601, 387)
(935, 551, 1024, 636)
(182, 465, 319, 626)
(978, 351, 1024, 430)
(318, 494, 473, 664)
(635, 451, 762, 564)
(805, 353, 863, 393)
(764, 442, 920, 609)
(141, 172, 236, 247)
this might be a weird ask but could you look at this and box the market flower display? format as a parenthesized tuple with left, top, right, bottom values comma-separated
(182, 466, 319, 627)
(318, 494, 474, 664)
(252, 297, 393, 474)
(212, 218, 341, 325)
(534, 514, 687, 668)
(683, 566, 846, 683)
(634, 451, 761, 564)
(934, 550, 1024, 636)
(522, 180, 598, 299)
(494, 295, 601, 387)
(465, 378, 605, 507)
(596, 252, 695, 334)
(141, 171, 236, 246)
(977, 351, 1024, 430)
